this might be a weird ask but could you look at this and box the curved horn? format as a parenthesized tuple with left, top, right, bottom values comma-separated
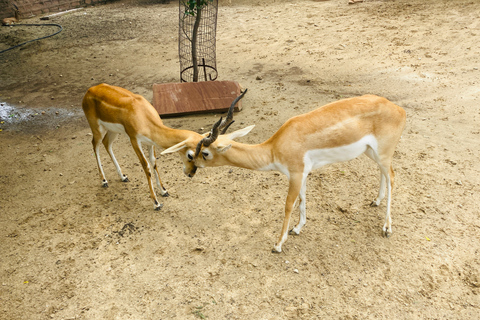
(194, 89, 248, 157)
(219, 89, 248, 134)
(194, 117, 222, 157)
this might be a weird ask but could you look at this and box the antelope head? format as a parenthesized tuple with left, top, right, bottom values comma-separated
(193, 89, 256, 168)
(161, 89, 250, 173)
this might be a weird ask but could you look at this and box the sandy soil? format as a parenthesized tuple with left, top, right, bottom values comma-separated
(1, 0, 480, 319)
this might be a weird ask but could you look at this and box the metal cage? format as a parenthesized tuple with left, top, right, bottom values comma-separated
(178, 0, 218, 82)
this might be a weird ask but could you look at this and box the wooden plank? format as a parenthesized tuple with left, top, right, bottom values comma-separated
(152, 81, 243, 117)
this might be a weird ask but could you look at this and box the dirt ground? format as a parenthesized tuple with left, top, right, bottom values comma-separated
(1, 0, 480, 319)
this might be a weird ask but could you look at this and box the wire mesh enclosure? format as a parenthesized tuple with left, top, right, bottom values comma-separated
(178, 0, 218, 82)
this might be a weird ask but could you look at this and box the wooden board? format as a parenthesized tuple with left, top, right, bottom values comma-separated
(152, 81, 243, 117)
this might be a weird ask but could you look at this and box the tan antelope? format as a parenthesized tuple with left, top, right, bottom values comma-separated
(2, 5, 19, 26)
(82, 83, 210, 210)
(162, 94, 406, 252)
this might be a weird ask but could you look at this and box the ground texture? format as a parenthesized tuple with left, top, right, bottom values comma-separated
(1, 0, 479, 319)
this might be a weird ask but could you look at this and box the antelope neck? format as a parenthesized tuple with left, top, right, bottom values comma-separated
(226, 141, 273, 171)
(150, 126, 194, 149)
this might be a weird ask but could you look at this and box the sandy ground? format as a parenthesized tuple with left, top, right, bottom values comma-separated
(1, 0, 480, 319)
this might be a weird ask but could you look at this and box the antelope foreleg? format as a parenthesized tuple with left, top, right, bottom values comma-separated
(148, 145, 169, 197)
(131, 139, 163, 210)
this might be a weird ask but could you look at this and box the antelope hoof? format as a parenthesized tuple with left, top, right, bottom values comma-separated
(154, 202, 163, 211)
(162, 191, 170, 197)
(370, 200, 379, 207)
(122, 175, 129, 182)
(289, 228, 300, 235)
(102, 180, 108, 188)
(383, 225, 392, 238)
(272, 245, 282, 253)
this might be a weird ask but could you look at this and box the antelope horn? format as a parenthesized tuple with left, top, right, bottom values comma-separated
(195, 117, 222, 157)
(194, 89, 248, 157)
(219, 88, 248, 134)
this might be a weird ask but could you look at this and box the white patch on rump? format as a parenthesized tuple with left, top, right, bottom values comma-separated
(303, 134, 378, 172)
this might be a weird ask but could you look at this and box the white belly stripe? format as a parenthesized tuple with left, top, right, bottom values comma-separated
(304, 134, 378, 172)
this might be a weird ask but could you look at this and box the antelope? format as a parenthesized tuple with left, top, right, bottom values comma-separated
(162, 94, 406, 252)
(2, 5, 19, 26)
(82, 83, 208, 210)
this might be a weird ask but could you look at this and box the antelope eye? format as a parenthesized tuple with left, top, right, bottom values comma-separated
(202, 151, 209, 160)
(187, 153, 194, 161)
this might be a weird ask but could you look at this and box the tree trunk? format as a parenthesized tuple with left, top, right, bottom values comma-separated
(191, 6, 202, 82)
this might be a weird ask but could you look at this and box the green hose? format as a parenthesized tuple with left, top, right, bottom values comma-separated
(0, 23, 63, 54)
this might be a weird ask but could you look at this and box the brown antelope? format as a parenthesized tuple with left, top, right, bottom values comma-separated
(82, 83, 209, 210)
(2, 5, 19, 26)
(162, 94, 406, 252)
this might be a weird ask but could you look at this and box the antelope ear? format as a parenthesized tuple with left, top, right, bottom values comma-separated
(226, 125, 255, 140)
(161, 140, 188, 155)
(216, 144, 232, 153)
